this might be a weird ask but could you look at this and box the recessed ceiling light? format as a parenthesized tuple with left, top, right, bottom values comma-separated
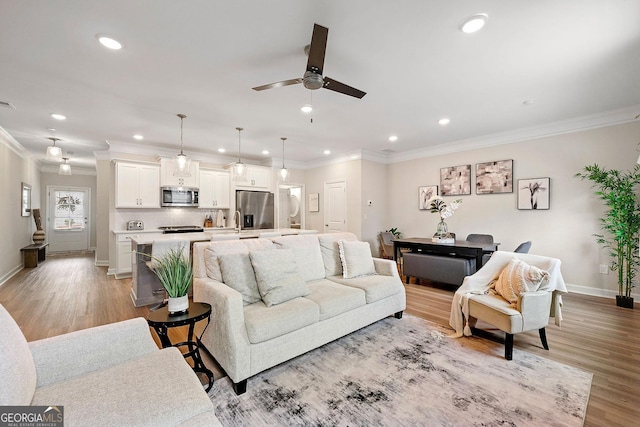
(460, 14, 488, 34)
(301, 104, 313, 113)
(98, 35, 123, 50)
(51, 113, 66, 121)
(133, 134, 144, 140)
(262, 150, 269, 155)
(438, 118, 451, 125)
(324, 150, 331, 155)
(217, 148, 226, 153)
(388, 135, 398, 142)
(522, 100, 535, 106)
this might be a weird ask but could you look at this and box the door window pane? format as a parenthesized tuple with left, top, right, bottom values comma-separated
(54, 191, 85, 230)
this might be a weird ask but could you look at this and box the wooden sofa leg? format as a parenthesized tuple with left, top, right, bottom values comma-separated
(394, 311, 403, 319)
(505, 333, 514, 360)
(232, 380, 247, 395)
(539, 328, 549, 350)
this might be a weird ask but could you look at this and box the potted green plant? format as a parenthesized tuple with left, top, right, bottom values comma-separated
(386, 228, 402, 239)
(147, 246, 193, 314)
(575, 164, 640, 308)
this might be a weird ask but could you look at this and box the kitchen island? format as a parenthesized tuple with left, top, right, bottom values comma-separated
(128, 228, 317, 306)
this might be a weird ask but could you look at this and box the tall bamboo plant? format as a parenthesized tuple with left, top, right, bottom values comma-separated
(575, 164, 640, 298)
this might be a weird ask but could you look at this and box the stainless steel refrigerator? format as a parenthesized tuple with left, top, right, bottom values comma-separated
(236, 190, 274, 229)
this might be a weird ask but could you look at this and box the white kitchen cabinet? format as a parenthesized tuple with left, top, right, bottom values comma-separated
(115, 232, 162, 278)
(115, 162, 160, 208)
(160, 158, 199, 188)
(199, 169, 230, 209)
(235, 165, 272, 191)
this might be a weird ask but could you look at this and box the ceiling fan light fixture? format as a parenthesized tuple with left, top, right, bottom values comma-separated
(45, 137, 63, 161)
(174, 114, 191, 177)
(59, 157, 72, 175)
(460, 14, 488, 33)
(233, 127, 247, 181)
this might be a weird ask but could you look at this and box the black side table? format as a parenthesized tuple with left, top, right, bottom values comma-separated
(147, 302, 214, 392)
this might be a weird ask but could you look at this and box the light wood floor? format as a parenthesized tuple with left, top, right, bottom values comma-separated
(1, 253, 638, 426)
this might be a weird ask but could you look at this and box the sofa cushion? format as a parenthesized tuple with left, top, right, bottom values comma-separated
(243, 298, 320, 343)
(204, 239, 274, 282)
(272, 235, 325, 281)
(0, 304, 36, 405)
(250, 249, 310, 307)
(31, 347, 216, 426)
(328, 274, 402, 304)
(318, 232, 358, 277)
(304, 280, 366, 321)
(338, 240, 376, 279)
(218, 253, 261, 305)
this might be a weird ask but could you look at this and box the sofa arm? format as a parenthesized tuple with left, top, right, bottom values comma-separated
(518, 291, 553, 332)
(192, 277, 251, 383)
(29, 317, 158, 388)
(373, 258, 400, 279)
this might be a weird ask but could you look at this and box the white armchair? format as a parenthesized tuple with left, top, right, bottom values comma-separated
(449, 251, 567, 360)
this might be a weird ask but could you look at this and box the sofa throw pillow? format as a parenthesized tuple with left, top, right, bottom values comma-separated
(272, 235, 325, 281)
(203, 241, 250, 282)
(318, 232, 358, 276)
(338, 240, 376, 279)
(218, 253, 262, 306)
(250, 249, 310, 307)
(492, 257, 550, 307)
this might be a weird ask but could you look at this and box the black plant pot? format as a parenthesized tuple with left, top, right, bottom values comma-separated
(616, 295, 634, 309)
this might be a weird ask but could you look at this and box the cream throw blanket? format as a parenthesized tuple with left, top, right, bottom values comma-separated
(449, 251, 568, 337)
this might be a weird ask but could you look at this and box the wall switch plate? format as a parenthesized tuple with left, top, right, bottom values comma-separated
(599, 264, 609, 274)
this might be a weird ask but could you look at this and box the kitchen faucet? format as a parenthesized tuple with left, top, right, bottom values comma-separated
(233, 210, 241, 232)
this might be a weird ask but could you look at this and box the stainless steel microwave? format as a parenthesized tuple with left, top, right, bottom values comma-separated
(161, 186, 199, 207)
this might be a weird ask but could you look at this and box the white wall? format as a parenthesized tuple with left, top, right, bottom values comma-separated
(386, 121, 640, 297)
(0, 131, 41, 285)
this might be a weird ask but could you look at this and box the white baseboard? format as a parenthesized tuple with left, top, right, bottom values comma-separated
(565, 283, 639, 300)
(0, 265, 23, 287)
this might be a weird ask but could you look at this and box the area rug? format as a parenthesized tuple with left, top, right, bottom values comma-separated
(208, 314, 592, 426)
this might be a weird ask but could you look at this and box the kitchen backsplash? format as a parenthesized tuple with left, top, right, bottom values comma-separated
(115, 208, 228, 230)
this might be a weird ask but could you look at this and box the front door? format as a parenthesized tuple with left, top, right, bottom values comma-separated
(47, 186, 90, 252)
(324, 179, 347, 232)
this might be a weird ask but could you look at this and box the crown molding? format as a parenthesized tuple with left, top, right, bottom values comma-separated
(388, 104, 640, 163)
(0, 126, 30, 158)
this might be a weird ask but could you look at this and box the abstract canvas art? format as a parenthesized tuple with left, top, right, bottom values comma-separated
(440, 165, 471, 196)
(475, 159, 513, 194)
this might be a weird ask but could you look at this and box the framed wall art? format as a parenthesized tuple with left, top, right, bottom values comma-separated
(475, 159, 513, 194)
(440, 165, 471, 196)
(21, 182, 31, 217)
(518, 177, 550, 210)
(308, 193, 319, 212)
(418, 185, 438, 210)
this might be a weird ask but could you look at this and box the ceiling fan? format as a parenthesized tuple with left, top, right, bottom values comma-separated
(252, 23, 366, 99)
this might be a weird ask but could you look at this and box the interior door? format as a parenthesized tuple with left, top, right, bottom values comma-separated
(278, 187, 290, 229)
(48, 186, 90, 252)
(324, 180, 347, 232)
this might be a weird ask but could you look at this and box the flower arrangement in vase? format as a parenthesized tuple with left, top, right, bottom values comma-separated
(428, 196, 462, 243)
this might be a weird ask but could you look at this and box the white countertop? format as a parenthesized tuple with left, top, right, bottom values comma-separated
(113, 227, 235, 235)
(128, 228, 317, 245)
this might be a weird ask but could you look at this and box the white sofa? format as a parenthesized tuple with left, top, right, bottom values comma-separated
(192, 232, 406, 394)
(0, 304, 221, 427)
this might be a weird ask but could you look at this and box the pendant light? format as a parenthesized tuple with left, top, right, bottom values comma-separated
(46, 137, 63, 162)
(279, 137, 289, 182)
(233, 127, 247, 181)
(174, 113, 191, 177)
(59, 157, 71, 175)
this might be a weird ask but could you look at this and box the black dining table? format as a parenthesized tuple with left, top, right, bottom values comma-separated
(393, 237, 499, 271)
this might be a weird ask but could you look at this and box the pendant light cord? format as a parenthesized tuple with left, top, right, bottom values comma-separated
(236, 127, 243, 162)
(281, 137, 286, 168)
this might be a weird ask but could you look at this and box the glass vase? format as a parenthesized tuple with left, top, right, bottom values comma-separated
(435, 219, 448, 238)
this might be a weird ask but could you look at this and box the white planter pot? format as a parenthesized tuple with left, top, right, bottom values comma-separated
(168, 295, 189, 314)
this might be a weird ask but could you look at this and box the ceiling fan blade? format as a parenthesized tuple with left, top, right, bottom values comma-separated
(323, 77, 367, 99)
(306, 24, 328, 75)
(252, 78, 302, 91)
